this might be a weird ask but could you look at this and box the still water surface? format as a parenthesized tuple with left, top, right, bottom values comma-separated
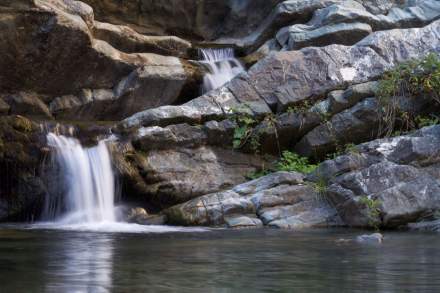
(0, 226, 439, 292)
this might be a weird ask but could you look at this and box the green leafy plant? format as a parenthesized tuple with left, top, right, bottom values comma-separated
(415, 115, 440, 128)
(231, 108, 258, 150)
(276, 151, 317, 174)
(377, 53, 440, 137)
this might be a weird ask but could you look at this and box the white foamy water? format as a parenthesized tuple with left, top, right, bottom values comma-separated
(42, 133, 210, 234)
(200, 48, 244, 92)
(44, 133, 116, 224)
(29, 222, 209, 233)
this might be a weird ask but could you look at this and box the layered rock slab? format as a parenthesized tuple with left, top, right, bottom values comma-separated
(165, 171, 342, 228)
(309, 125, 440, 228)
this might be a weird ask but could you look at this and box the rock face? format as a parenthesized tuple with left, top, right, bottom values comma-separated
(2, 0, 440, 231)
(165, 171, 342, 228)
(81, 0, 281, 41)
(0, 116, 46, 221)
(0, 0, 202, 121)
(310, 125, 440, 228)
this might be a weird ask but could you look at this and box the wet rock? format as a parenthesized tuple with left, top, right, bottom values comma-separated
(127, 207, 149, 223)
(356, 233, 384, 243)
(225, 215, 263, 228)
(0, 98, 9, 115)
(0, 116, 46, 221)
(407, 220, 440, 232)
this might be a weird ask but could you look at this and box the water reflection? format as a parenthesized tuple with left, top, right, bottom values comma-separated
(1, 228, 440, 292)
(44, 233, 114, 293)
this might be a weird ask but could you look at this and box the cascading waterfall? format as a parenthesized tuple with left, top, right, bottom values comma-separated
(44, 133, 116, 224)
(200, 48, 244, 93)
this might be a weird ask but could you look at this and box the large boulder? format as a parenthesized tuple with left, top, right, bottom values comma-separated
(165, 171, 342, 228)
(0, 116, 47, 221)
(0, 0, 202, 121)
(246, 19, 440, 112)
(81, 0, 281, 41)
(309, 125, 440, 228)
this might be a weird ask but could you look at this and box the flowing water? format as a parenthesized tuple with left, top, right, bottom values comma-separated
(200, 48, 244, 92)
(44, 133, 116, 224)
(0, 227, 439, 292)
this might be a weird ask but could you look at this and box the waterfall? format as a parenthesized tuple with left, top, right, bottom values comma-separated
(200, 48, 244, 93)
(44, 133, 116, 224)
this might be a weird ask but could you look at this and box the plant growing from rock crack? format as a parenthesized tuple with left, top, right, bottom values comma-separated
(359, 196, 381, 230)
(378, 53, 440, 137)
(230, 107, 259, 150)
(276, 150, 317, 174)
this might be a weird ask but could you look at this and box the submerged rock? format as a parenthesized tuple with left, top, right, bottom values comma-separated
(356, 233, 384, 243)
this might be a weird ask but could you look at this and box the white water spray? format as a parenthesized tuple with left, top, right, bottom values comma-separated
(200, 48, 244, 93)
(44, 133, 116, 224)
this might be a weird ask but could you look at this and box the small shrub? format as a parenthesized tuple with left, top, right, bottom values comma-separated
(276, 150, 317, 174)
(377, 53, 440, 136)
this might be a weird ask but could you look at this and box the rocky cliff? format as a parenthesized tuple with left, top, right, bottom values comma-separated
(1, 0, 440, 230)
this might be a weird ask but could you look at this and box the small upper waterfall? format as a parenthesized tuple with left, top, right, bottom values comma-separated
(44, 133, 116, 224)
(200, 48, 244, 93)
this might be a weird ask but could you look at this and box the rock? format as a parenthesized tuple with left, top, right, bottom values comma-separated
(126, 207, 167, 225)
(225, 215, 263, 228)
(0, 98, 10, 115)
(130, 146, 267, 207)
(234, 172, 305, 195)
(133, 123, 207, 151)
(127, 207, 149, 222)
(218, 0, 342, 53)
(280, 22, 373, 51)
(4, 92, 53, 119)
(295, 98, 380, 159)
(165, 190, 255, 226)
(0, 116, 46, 221)
(257, 111, 322, 154)
(81, 0, 280, 41)
(165, 171, 342, 228)
(93, 21, 191, 57)
(118, 87, 239, 129)
(407, 220, 440, 232)
(262, 201, 342, 229)
(245, 20, 440, 112)
(0, 0, 201, 120)
(310, 125, 440, 228)
(311, 81, 379, 116)
(356, 233, 384, 243)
